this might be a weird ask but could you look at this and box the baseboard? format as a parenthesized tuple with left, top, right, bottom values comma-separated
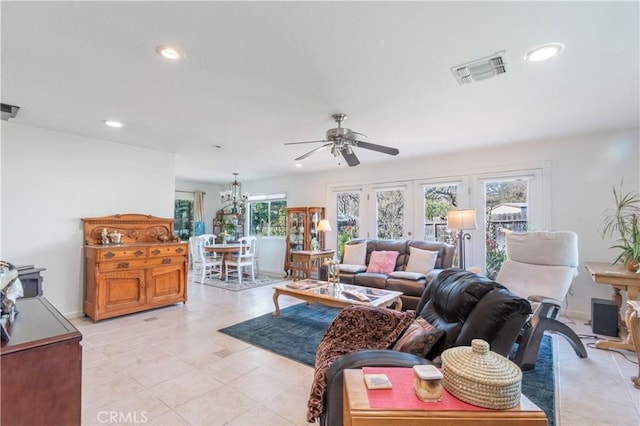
(63, 310, 85, 319)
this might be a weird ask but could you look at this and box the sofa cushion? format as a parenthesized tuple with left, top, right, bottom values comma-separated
(343, 242, 367, 265)
(406, 247, 438, 274)
(392, 317, 445, 358)
(307, 305, 415, 423)
(389, 271, 426, 280)
(366, 251, 399, 274)
(339, 264, 367, 273)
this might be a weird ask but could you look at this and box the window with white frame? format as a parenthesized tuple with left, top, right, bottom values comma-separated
(247, 193, 287, 237)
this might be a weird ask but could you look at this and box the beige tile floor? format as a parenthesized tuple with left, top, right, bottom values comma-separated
(72, 275, 640, 426)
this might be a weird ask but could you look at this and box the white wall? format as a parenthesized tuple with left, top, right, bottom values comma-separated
(244, 128, 640, 318)
(1, 122, 176, 316)
(2, 121, 638, 319)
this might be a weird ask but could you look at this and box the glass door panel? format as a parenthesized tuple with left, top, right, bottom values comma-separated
(375, 188, 404, 239)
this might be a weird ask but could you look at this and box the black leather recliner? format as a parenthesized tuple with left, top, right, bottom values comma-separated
(317, 269, 532, 426)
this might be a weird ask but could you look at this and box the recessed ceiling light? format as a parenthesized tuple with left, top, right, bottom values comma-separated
(155, 45, 183, 61)
(525, 43, 564, 62)
(104, 120, 123, 128)
(295, 163, 302, 168)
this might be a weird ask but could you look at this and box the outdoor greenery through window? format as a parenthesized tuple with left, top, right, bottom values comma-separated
(336, 192, 360, 258)
(174, 199, 194, 241)
(248, 199, 287, 237)
(485, 179, 529, 278)
(376, 188, 404, 239)
(424, 184, 458, 242)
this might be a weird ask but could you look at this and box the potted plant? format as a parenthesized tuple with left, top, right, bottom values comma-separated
(601, 183, 640, 273)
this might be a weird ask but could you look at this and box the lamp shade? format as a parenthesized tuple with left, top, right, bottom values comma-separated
(317, 219, 332, 232)
(447, 209, 478, 231)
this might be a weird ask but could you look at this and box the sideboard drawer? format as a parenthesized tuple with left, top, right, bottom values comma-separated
(99, 258, 148, 272)
(148, 244, 187, 257)
(97, 247, 147, 260)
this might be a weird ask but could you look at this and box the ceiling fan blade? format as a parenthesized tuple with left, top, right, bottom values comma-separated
(356, 141, 399, 156)
(294, 142, 333, 161)
(341, 148, 360, 167)
(284, 139, 329, 146)
(344, 131, 367, 141)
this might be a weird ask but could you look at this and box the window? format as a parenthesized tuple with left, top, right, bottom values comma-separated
(484, 178, 529, 278)
(376, 188, 405, 239)
(174, 198, 194, 241)
(336, 191, 361, 257)
(248, 193, 287, 237)
(423, 183, 458, 242)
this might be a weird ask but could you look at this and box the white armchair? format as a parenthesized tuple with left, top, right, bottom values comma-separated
(496, 230, 588, 370)
(189, 236, 222, 283)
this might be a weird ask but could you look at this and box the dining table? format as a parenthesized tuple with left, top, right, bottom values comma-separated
(204, 243, 242, 280)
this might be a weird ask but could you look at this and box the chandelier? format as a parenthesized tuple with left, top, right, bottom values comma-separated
(220, 173, 249, 214)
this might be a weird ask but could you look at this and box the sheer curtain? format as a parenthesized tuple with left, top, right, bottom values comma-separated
(194, 191, 205, 235)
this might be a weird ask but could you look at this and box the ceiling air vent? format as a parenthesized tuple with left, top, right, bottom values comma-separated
(452, 51, 508, 85)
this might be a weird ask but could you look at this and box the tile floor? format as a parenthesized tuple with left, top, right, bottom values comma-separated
(72, 275, 640, 425)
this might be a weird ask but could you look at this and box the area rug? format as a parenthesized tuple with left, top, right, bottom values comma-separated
(218, 303, 556, 425)
(199, 273, 284, 291)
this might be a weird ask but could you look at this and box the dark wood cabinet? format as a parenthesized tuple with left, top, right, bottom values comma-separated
(284, 207, 325, 276)
(1, 297, 82, 426)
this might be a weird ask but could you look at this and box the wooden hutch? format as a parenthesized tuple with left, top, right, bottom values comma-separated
(284, 207, 325, 276)
(82, 214, 187, 322)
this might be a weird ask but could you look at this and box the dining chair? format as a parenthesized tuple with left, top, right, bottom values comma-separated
(199, 234, 219, 259)
(189, 236, 222, 283)
(225, 236, 257, 283)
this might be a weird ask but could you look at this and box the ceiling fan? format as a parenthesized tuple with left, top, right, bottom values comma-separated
(284, 113, 399, 167)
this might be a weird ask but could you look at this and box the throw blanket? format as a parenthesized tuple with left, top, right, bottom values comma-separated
(306, 305, 415, 423)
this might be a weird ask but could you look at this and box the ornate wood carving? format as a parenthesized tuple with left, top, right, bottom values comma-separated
(82, 214, 179, 245)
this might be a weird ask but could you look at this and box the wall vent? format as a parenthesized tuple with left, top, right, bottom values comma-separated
(452, 51, 508, 85)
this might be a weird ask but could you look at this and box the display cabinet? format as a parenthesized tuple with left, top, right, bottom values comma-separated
(284, 207, 325, 276)
(213, 209, 244, 243)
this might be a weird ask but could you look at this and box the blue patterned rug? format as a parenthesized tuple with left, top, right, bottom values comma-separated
(218, 303, 555, 425)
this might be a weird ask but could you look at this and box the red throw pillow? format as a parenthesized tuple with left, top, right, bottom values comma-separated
(392, 317, 445, 358)
(366, 250, 399, 274)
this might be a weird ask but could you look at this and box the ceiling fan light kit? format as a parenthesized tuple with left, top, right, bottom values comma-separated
(285, 113, 399, 167)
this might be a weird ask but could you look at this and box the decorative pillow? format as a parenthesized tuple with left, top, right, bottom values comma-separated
(342, 242, 367, 266)
(366, 251, 399, 274)
(339, 264, 368, 273)
(406, 247, 438, 273)
(392, 317, 445, 358)
(306, 305, 415, 423)
(389, 271, 426, 280)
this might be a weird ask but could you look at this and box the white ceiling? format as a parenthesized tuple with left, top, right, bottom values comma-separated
(2, 1, 638, 184)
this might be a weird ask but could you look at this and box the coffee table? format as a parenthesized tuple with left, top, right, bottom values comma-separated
(343, 369, 547, 425)
(271, 279, 403, 317)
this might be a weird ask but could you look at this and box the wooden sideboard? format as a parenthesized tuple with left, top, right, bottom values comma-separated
(82, 214, 188, 322)
(1, 297, 82, 426)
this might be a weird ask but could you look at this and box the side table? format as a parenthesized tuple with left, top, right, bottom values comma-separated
(291, 250, 335, 281)
(343, 369, 547, 425)
(627, 300, 640, 388)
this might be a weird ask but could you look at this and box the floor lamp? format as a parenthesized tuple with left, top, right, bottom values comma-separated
(447, 209, 478, 270)
(317, 219, 332, 250)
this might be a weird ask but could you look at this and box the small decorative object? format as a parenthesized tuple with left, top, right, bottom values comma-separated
(363, 373, 392, 389)
(158, 234, 169, 243)
(310, 237, 320, 252)
(441, 339, 522, 409)
(108, 230, 123, 244)
(328, 258, 340, 284)
(1, 261, 23, 341)
(101, 228, 109, 245)
(413, 365, 444, 402)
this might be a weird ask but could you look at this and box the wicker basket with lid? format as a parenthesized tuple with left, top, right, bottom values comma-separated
(441, 339, 522, 409)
